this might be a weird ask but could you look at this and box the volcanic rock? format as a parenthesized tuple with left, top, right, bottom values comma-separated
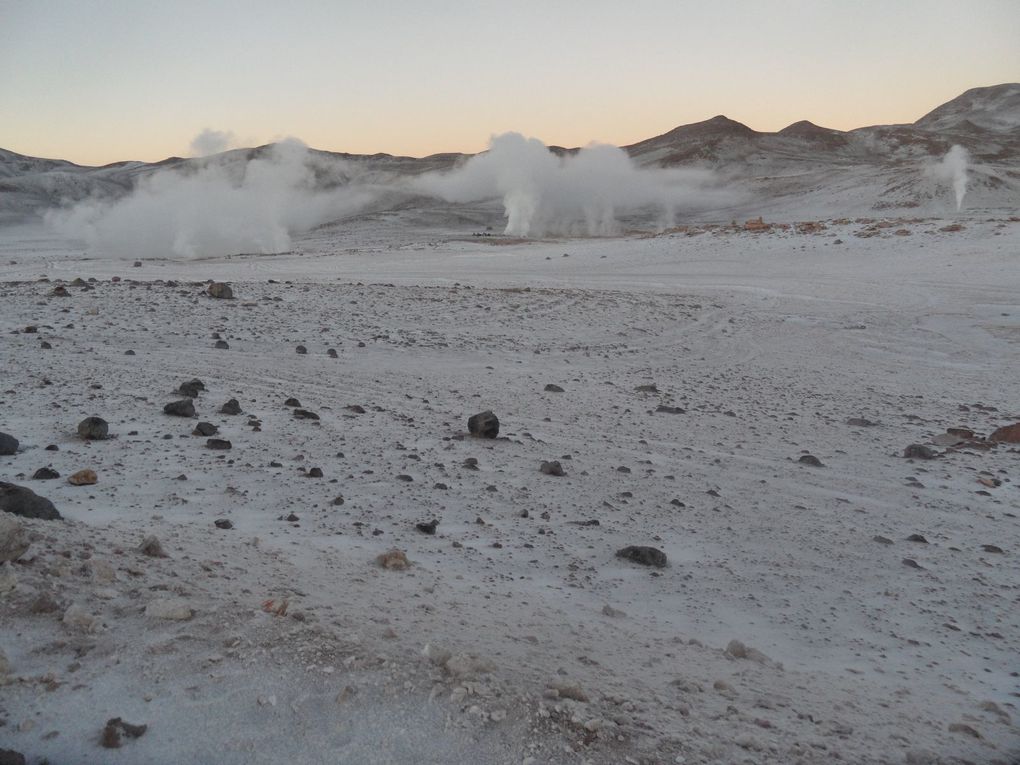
(616, 545, 668, 568)
(207, 282, 233, 299)
(0, 433, 18, 456)
(192, 422, 218, 437)
(206, 439, 232, 450)
(903, 444, 936, 459)
(540, 460, 565, 476)
(989, 422, 1020, 443)
(77, 416, 109, 440)
(468, 410, 499, 438)
(163, 400, 196, 417)
(0, 482, 61, 520)
(32, 467, 59, 480)
(219, 399, 241, 415)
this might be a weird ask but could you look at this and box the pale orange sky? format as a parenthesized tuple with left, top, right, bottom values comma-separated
(1, 0, 1018, 165)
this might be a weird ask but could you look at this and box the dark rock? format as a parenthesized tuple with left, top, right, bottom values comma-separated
(295, 345, 307, 355)
(0, 482, 61, 520)
(282, 513, 299, 522)
(846, 417, 877, 427)
(206, 439, 232, 450)
(163, 400, 196, 417)
(331, 496, 345, 506)
(32, 467, 60, 480)
(284, 397, 301, 407)
(416, 519, 438, 534)
(396, 474, 413, 482)
(903, 444, 936, 459)
(40, 341, 52, 349)
(50, 285, 70, 297)
(77, 416, 109, 440)
(207, 282, 233, 299)
(468, 410, 499, 438)
(901, 558, 924, 569)
(346, 405, 366, 414)
(219, 399, 241, 415)
(544, 384, 565, 393)
(293, 409, 319, 420)
(798, 454, 824, 467)
(906, 533, 929, 543)
(307, 467, 323, 478)
(101, 717, 147, 748)
(981, 544, 1004, 554)
(125, 349, 136, 355)
(327, 348, 338, 358)
(0, 433, 18, 456)
(540, 460, 565, 477)
(462, 457, 479, 470)
(45, 444, 58, 451)
(192, 422, 218, 437)
(670, 499, 685, 507)
(635, 384, 658, 393)
(214, 519, 233, 529)
(872, 535, 893, 545)
(176, 381, 203, 398)
(616, 545, 668, 568)
(655, 405, 685, 414)
(0, 750, 26, 765)
(214, 340, 230, 350)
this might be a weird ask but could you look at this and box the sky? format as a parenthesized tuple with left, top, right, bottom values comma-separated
(1, 0, 1018, 165)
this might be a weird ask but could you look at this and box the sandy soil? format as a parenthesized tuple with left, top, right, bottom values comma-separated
(1, 215, 1018, 764)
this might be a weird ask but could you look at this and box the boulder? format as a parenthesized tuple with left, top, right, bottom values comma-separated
(989, 422, 1020, 443)
(0, 482, 61, 520)
(467, 411, 499, 438)
(77, 416, 109, 440)
(616, 545, 668, 568)
(0, 515, 29, 563)
(207, 282, 233, 299)
(0, 433, 18, 456)
(163, 400, 196, 417)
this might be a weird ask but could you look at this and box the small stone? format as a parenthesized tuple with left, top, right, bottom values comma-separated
(307, 467, 323, 478)
(293, 409, 319, 420)
(467, 411, 499, 438)
(947, 722, 980, 738)
(902, 558, 924, 569)
(206, 439, 232, 450)
(192, 422, 218, 437)
(0, 482, 61, 520)
(0, 433, 18, 456)
(125, 349, 135, 356)
(416, 519, 438, 534)
(138, 535, 169, 558)
(284, 397, 301, 407)
(207, 282, 233, 299)
(602, 604, 626, 618)
(903, 444, 936, 460)
(980, 544, 1004, 554)
(68, 469, 98, 486)
(331, 496, 345, 506)
(32, 467, 60, 480)
(295, 345, 307, 354)
(906, 533, 928, 543)
(377, 549, 410, 570)
(544, 384, 565, 393)
(214, 519, 233, 529)
(346, 405, 366, 414)
(77, 417, 109, 440)
(844, 416, 877, 428)
(872, 535, 893, 545)
(540, 460, 565, 476)
(655, 405, 685, 414)
(327, 349, 338, 358)
(145, 598, 193, 620)
(219, 399, 242, 415)
(163, 399, 196, 417)
(798, 454, 824, 467)
(616, 545, 668, 568)
(0, 515, 29, 563)
(101, 718, 148, 748)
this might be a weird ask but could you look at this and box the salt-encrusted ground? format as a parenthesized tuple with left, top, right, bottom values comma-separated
(1, 215, 1018, 764)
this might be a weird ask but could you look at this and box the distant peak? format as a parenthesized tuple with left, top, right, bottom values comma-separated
(778, 120, 842, 136)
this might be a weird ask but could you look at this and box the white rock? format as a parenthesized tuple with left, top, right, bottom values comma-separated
(422, 643, 452, 666)
(62, 604, 98, 632)
(145, 598, 193, 620)
(0, 564, 17, 594)
(0, 515, 29, 563)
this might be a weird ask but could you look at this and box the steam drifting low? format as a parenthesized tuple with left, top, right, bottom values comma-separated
(47, 140, 376, 259)
(931, 145, 970, 210)
(416, 132, 729, 237)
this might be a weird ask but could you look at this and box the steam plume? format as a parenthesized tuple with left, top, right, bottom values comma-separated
(416, 132, 731, 237)
(932, 145, 969, 211)
(46, 139, 376, 259)
(190, 128, 236, 157)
